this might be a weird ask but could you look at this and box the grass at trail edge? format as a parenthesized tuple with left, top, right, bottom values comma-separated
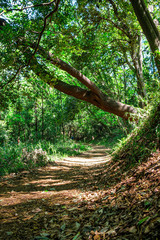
(113, 103, 160, 165)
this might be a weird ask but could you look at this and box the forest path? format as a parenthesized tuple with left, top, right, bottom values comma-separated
(0, 146, 159, 239)
(0, 145, 111, 240)
(55, 145, 111, 166)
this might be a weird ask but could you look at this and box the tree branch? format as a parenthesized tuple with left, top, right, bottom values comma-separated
(7, 1, 56, 12)
(107, 0, 132, 38)
(28, 0, 60, 65)
(0, 66, 22, 89)
(27, 52, 136, 120)
(27, 41, 103, 98)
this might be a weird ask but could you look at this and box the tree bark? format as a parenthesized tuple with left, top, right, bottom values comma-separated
(129, 0, 160, 74)
(17, 41, 137, 120)
(103, 1, 146, 107)
(29, 42, 104, 97)
(131, 34, 146, 107)
(41, 94, 44, 139)
(35, 101, 38, 139)
(53, 81, 136, 120)
(28, 54, 136, 120)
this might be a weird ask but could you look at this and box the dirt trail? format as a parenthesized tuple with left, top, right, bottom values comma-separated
(0, 145, 110, 240)
(0, 146, 159, 240)
(55, 145, 111, 166)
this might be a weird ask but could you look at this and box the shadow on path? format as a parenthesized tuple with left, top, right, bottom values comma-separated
(0, 146, 159, 240)
(56, 145, 111, 166)
(0, 145, 110, 239)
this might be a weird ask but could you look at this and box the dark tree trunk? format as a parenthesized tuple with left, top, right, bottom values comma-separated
(35, 101, 38, 139)
(41, 94, 44, 140)
(131, 34, 146, 107)
(129, 0, 160, 74)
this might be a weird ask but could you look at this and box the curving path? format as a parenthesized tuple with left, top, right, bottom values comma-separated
(0, 145, 111, 240)
(0, 145, 159, 239)
(55, 145, 111, 166)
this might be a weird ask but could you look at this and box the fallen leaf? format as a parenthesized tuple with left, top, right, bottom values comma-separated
(128, 226, 137, 234)
(72, 232, 80, 240)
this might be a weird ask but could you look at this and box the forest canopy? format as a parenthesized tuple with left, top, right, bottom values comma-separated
(0, 0, 160, 141)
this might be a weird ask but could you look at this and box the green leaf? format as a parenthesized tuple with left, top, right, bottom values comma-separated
(34, 237, 50, 240)
(6, 232, 13, 235)
(75, 222, 81, 230)
(138, 216, 150, 225)
(40, 232, 50, 237)
(72, 232, 80, 240)
(60, 223, 66, 231)
(144, 201, 151, 207)
(49, 187, 56, 191)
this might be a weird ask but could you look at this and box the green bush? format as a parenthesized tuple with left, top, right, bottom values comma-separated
(0, 145, 23, 175)
(0, 138, 91, 176)
(0, 143, 48, 176)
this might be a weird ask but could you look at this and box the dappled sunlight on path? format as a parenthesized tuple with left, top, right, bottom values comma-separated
(0, 146, 159, 239)
(0, 145, 110, 239)
(55, 145, 111, 166)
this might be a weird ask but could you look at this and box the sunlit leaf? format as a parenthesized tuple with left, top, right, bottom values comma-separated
(138, 216, 150, 225)
(72, 232, 80, 240)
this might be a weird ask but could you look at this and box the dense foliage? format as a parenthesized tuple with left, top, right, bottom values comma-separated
(0, 2, 160, 239)
(0, 0, 160, 174)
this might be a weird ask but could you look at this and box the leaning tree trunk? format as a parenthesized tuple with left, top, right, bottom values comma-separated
(27, 52, 136, 120)
(129, 0, 160, 74)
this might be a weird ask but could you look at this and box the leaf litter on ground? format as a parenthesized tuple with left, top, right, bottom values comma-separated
(0, 146, 159, 239)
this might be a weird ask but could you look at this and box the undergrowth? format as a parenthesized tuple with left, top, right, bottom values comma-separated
(90, 128, 127, 151)
(1, 103, 160, 176)
(0, 138, 90, 176)
(113, 103, 160, 166)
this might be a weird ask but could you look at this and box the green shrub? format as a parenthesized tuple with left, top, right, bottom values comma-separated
(0, 138, 91, 176)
